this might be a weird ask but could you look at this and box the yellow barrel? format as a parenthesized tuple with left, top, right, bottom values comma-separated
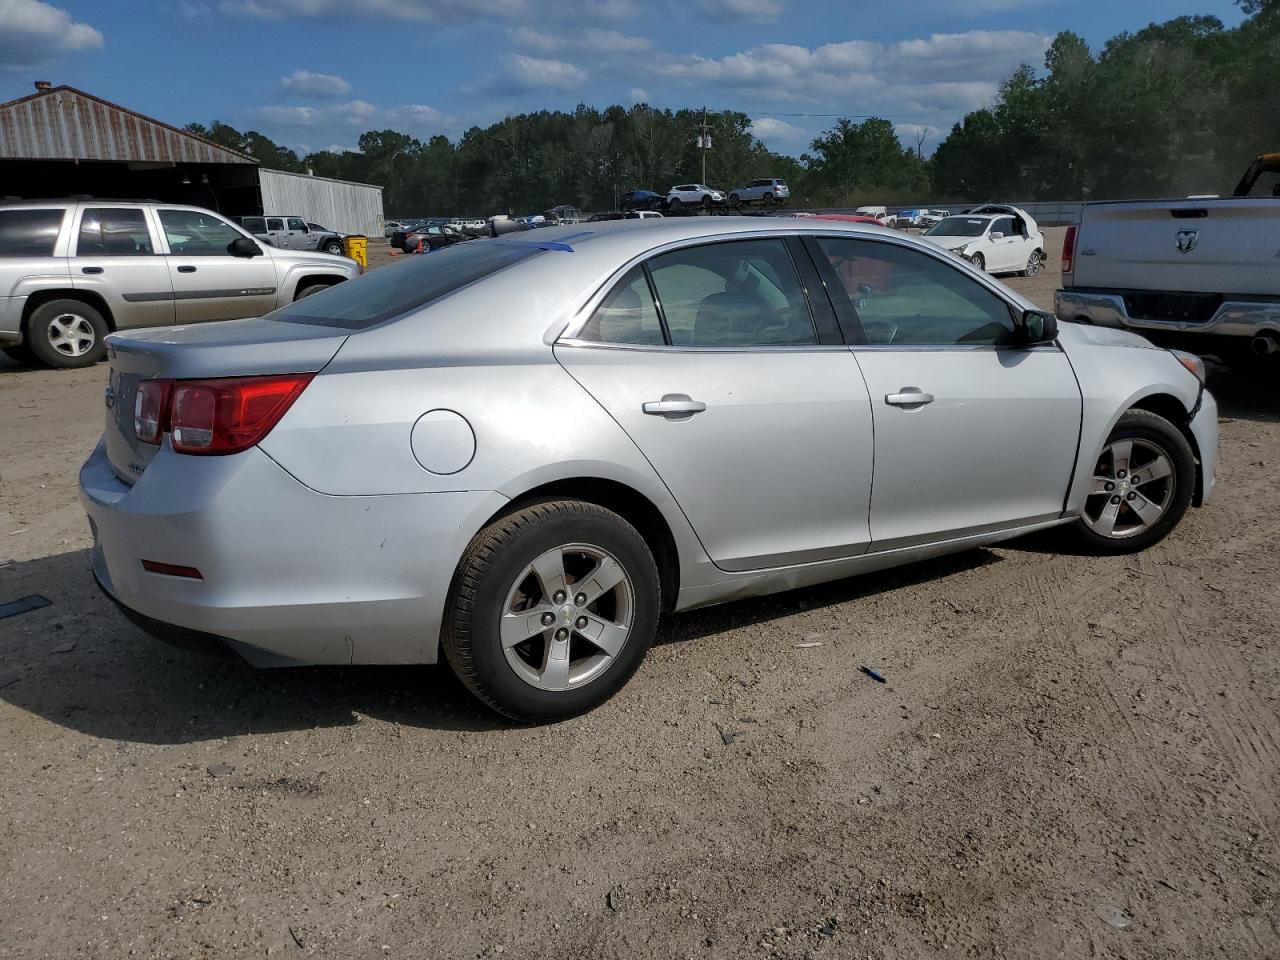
(342, 235, 368, 271)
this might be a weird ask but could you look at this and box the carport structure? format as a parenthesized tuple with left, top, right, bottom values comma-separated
(0, 82, 261, 217)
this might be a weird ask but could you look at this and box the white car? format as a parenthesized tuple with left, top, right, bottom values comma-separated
(666, 184, 725, 210)
(920, 205, 1046, 276)
(855, 206, 889, 223)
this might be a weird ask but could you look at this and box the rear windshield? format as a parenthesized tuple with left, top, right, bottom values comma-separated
(0, 209, 64, 257)
(269, 239, 542, 330)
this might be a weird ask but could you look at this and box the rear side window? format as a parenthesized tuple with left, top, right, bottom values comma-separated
(241, 217, 266, 233)
(269, 239, 542, 330)
(578, 267, 664, 345)
(266, 218, 285, 232)
(647, 239, 815, 347)
(77, 208, 154, 256)
(0, 209, 63, 257)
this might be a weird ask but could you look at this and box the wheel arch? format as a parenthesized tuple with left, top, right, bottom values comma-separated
(291, 274, 346, 301)
(1127, 391, 1206, 505)
(22, 288, 115, 335)
(479, 477, 682, 613)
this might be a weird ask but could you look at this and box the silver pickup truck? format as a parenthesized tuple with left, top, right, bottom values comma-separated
(1056, 154, 1280, 367)
(0, 200, 358, 368)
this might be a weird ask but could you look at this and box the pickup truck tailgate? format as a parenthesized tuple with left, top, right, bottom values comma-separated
(1073, 199, 1280, 296)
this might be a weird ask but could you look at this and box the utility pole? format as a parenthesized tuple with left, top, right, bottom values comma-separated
(697, 107, 710, 184)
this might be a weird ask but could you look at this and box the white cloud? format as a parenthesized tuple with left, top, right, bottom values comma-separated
(696, 0, 784, 23)
(221, 0, 636, 21)
(511, 26, 649, 55)
(749, 117, 810, 151)
(279, 69, 351, 99)
(0, 0, 102, 70)
(508, 55, 588, 90)
(629, 87, 651, 103)
(244, 99, 448, 144)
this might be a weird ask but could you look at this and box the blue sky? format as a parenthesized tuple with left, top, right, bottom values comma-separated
(0, 0, 1246, 157)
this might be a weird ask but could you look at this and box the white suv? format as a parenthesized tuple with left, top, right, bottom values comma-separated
(728, 178, 790, 205)
(0, 201, 359, 368)
(666, 184, 726, 210)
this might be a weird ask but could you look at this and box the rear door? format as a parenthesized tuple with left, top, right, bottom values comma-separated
(808, 234, 1081, 549)
(557, 237, 876, 571)
(156, 208, 278, 323)
(71, 206, 174, 330)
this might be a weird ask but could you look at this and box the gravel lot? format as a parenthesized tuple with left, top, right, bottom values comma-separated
(1, 228, 1277, 959)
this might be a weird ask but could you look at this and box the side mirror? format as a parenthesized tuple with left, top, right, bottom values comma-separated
(989, 231, 1005, 240)
(228, 236, 262, 258)
(1020, 308, 1058, 344)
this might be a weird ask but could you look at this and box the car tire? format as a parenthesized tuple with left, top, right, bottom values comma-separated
(1024, 250, 1044, 277)
(294, 282, 332, 301)
(1067, 409, 1196, 555)
(323, 239, 344, 256)
(25, 299, 108, 369)
(969, 252, 986, 271)
(667, 197, 680, 211)
(729, 193, 740, 202)
(701, 195, 713, 210)
(442, 499, 661, 723)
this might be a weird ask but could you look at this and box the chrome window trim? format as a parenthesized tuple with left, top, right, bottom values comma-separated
(556, 338, 855, 355)
(559, 226, 1035, 345)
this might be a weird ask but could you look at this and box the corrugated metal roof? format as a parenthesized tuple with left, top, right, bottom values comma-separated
(0, 85, 257, 165)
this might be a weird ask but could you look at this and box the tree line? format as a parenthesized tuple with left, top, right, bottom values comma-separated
(187, 0, 1275, 216)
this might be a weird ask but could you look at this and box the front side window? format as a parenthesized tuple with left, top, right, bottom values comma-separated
(924, 217, 987, 238)
(647, 239, 815, 347)
(814, 236, 1016, 346)
(77, 208, 154, 256)
(0, 209, 63, 257)
(158, 210, 243, 256)
(578, 267, 664, 345)
(288, 218, 307, 231)
(990, 216, 1016, 237)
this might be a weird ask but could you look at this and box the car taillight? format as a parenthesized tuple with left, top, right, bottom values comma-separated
(132, 374, 311, 454)
(170, 374, 314, 455)
(1062, 225, 1078, 274)
(134, 379, 171, 445)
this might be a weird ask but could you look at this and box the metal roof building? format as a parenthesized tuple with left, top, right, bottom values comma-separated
(0, 82, 383, 235)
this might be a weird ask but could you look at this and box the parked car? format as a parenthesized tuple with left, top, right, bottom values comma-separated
(620, 189, 663, 212)
(545, 205, 583, 225)
(920, 206, 1046, 276)
(666, 184, 726, 210)
(891, 208, 927, 228)
(588, 211, 666, 222)
(391, 219, 448, 251)
(402, 222, 467, 252)
(384, 219, 413, 237)
(1056, 152, 1280, 367)
(854, 206, 889, 222)
(236, 215, 345, 256)
(0, 200, 358, 368)
(728, 178, 790, 205)
(81, 217, 1217, 722)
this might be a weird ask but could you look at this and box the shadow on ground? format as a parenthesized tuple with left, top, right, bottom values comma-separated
(1, 545, 1001, 744)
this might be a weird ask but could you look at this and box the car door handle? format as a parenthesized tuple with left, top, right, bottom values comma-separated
(81, 266, 103, 274)
(642, 394, 707, 419)
(177, 265, 197, 273)
(885, 388, 934, 407)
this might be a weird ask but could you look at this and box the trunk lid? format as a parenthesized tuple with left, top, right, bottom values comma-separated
(103, 318, 347, 484)
(1073, 199, 1280, 296)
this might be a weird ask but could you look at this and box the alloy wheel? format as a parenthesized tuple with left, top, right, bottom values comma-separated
(46, 313, 97, 358)
(1082, 438, 1176, 538)
(500, 543, 635, 692)
(1026, 251, 1043, 276)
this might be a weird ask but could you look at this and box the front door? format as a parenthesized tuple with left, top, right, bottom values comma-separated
(285, 217, 315, 250)
(988, 215, 1029, 273)
(807, 234, 1081, 549)
(557, 238, 875, 571)
(71, 206, 174, 330)
(156, 209, 278, 323)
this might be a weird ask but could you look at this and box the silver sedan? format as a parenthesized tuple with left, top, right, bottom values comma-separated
(81, 218, 1218, 721)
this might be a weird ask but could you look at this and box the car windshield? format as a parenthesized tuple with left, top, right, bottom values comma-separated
(269, 240, 542, 330)
(925, 217, 989, 238)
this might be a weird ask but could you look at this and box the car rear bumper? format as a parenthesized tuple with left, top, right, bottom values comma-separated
(80, 439, 507, 666)
(1056, 288, 1280, 339)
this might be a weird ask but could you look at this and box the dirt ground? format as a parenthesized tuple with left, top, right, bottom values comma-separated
(1, 229, 1277, 959)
